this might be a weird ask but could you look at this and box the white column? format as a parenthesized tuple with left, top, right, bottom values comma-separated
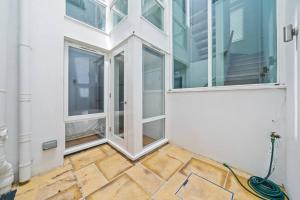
(18, 0, 32, 183)
(0, 0, 14, 195)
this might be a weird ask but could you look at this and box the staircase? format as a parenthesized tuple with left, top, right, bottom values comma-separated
(190, 9, 209, 61)
(225, 52, 266, 85)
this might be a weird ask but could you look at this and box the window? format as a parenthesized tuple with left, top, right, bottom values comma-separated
(142, 0, 164, 30)
(66, 0, 106, 31)
(142, 46, 165, 147)
(113, 52, 125, 139)
(111, 0, 128, 27)
(65, 45, 106, 148)
(172, 0, 277, 89)
(212, 0, 277, 86)
(173, 0, 209, 89)
(68, 47, 105, 116)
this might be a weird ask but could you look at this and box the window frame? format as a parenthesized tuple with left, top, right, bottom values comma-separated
(141, 0, 165, 31)
(65, 0, 108, 32)
(170, 0, 284, 92)
(141, 44, 166, 148)
(110, 0, 128, 29)
(64, 42, 108, 123)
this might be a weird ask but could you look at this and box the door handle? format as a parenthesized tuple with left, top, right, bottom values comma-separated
(120, 101, 127, 105)
(283, 24, 298, 42)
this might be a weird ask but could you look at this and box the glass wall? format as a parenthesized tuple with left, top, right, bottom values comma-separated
(68, 47, 104, 116)
(173, 0, 209, 89)
(142, 0, 164, 30)
(142, 46, 165, 147)
(143, 119, 165, 147)
(65, 118, 106, 148)
(112, 0, 128, 26)
(172, 0, 277, 88)
(113, 53, 125, 139)
(66, 0, 106, 31)
(212, 0, 277, 86)
(66, 46, 105, 148)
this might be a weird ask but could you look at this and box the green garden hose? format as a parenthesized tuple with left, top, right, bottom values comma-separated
(223, 134, 289, 200)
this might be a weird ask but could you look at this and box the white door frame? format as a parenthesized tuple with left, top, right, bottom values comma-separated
(109, 43, 128, 149)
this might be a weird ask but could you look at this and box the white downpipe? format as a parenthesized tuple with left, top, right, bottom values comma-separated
(18, 0, 32, 183)
(0, 0, 14, 194)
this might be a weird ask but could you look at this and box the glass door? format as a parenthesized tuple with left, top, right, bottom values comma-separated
(110, 47, 127, 147)
(142, 45, 165, 147)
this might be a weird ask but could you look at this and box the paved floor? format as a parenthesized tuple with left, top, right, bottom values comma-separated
(15, 143, 262, 200)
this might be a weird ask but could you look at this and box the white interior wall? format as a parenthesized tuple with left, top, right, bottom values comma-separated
(64, 18, 110, 50)
(1, 0, 19, 180)
(285, 0, 300, 199)
(167, 88, 287, 184)
(29, 0, 65, 175)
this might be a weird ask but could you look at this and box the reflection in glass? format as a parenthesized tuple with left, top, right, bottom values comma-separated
(173, 0, 208, 88)
(142, 0, 164, 30)
(65, 118, 106, 148)
(68, 47, 104, 116)
(143, 119, 165, 147)
(66, 0, 106, 30)
(114, 53, 125, 139)
(143, 46, 165, 119)
(112, 0, 128, 26)
(212, 0, 277, 86)
(142, 46, 165, 147)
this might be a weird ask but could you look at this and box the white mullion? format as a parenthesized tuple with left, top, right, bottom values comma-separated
(109, 0, 117, 9)
(186, 0, 190, 29)
(156, 0, 165, 9)
(64, 44, 69, 122)
(112, 7, 126, 17)
(142, 115, 166, 124)
(207, 0, 213, 87)
(276, 0, 283, 85)
(169, 0, 174, 90)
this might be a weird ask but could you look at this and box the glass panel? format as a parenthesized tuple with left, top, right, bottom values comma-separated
(143, 119, 165, 147)
(143, 46, 165, 119)
(173, 0, 209, 89)
(65, 118, 106, 148)
(112, 0, 128, 26)
(142, 0, 164, 30)
(66, 0, 106, 30)
(212, 0, 277, 86)
(114, 52, 125, 139)
(68, 47, 104, 116)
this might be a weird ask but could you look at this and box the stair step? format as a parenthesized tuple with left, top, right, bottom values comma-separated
(226, 73, 259, 79)
(225, 78, 259, 85)
(230, 53, 264, 61)
(228, 69, 261, 75)
(229, 61, 265, 69)
(230, 56, 265, 64)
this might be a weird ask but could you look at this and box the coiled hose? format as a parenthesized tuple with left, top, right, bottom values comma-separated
(223, 135, 289, 200)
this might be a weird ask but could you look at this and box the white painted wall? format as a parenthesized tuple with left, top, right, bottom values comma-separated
(167, 88, 287, 184)
(28, 0, 65, 175)
(2, 2, 298, 196)
(285, 0, 300, 198)
(1, 0, 19, 180)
